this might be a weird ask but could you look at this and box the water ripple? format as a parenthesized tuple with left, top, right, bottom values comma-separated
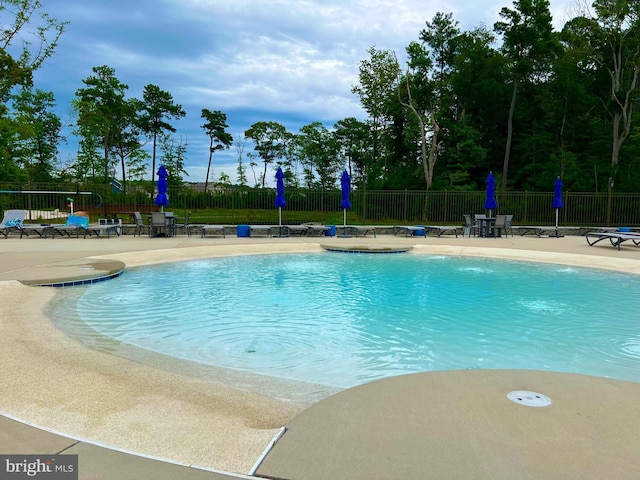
(49, 253, 640, 388)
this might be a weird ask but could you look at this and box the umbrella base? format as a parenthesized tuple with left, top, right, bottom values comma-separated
(549, 227, 564, 238)
(337, 225, 351, 238)
(272, 226, 290, 238)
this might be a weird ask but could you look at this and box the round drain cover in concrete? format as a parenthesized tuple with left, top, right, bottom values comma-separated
(507, 390, 552, 407)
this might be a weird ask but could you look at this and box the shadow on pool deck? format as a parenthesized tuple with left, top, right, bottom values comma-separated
(1, 234, 640, 479)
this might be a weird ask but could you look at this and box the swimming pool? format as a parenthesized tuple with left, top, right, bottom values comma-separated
(50, 253, 640, 388)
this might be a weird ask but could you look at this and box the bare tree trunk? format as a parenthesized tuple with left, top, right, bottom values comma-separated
(103, 141, 109, 183)
(427, 110, 440, 189)
(262, 162, 268, 188)
(612, 111, 621, 167)
(151, 131, 157, 186)
(397, 73, 437, 189)
(204, 139, 213, 193)
(120, 153, 126, 194)
(502, 80, 518, 192)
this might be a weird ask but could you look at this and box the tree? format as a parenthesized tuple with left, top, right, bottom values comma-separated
(73, 65, 131, 182)
(563, 0, 640, 181)
(234, 134, 248, 186)
(296, 122, 342, 188)
(448, 26, 507, 187)
(420, 12, 460, 104)
(137, 84, 185, 185)
(110, 98, 147, 190)
(0, 0, 66, 181)
(395, 51, 434, 189)
(412, 13, 461, 190)
(73, 124, 102, 180)
(333, 117, 371, 183)
(11, 87, 62, 181)
(0, 0, 67, 103)
(494, 0, 559, 191)
(158, 133, 188, 184)
(244, 121, 289, 188)
(201, 109, 232, 193)
(352, 47, 401, 175)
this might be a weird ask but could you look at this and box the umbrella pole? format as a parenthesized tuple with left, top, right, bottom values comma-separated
(550, 208, 564, 238)
(343, 209, 347, 236)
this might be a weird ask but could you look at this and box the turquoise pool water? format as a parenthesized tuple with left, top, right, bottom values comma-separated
(50, 253, 640, 388)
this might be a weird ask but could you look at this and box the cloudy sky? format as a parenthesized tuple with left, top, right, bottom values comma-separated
(32, 0, 576, 186)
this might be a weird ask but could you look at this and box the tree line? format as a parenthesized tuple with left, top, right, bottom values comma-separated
(1, 0, 640, 193)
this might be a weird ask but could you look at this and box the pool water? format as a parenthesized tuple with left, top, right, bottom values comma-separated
(50, 253, 640, 388)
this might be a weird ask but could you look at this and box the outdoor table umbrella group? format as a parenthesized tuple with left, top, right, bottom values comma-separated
(152, 165, 172, 236)
(481, 171, 498, 236)
(274, 167, 287, 237)
(339, 170, 351, 237)
(484, 171, 498, 216)
(154, 165, 169, 212)
(551, 176, 564, 238)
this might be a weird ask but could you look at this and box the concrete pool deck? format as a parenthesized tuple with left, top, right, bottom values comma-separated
(1, 232, 640, 479)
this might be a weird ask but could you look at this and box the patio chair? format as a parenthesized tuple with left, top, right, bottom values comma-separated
(149, 212, 168, 238)
(182, 212, 192, 237)
(474, 213, 487, 237)
(505, 214, 514, 237)
(0, 209, 28, 238)
(494, 214, 514, 238)
(462, 214, 474, 237)
(132, 212, 149, 237)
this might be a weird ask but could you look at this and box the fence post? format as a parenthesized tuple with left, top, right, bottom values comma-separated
(362, 185, 367, 223)
(607, 178, 614, 226)
(403, 189, 408, 224)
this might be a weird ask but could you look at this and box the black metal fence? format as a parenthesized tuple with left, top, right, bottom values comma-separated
(1, 182, 638, 227)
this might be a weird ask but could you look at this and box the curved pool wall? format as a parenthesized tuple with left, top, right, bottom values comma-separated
(49, 251, 640, 389)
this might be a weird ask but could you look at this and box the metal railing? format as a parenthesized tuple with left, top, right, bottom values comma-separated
(1, 182, 638, 227)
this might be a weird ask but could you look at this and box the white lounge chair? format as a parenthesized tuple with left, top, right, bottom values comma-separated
(423, 225, 461, 237)
(19, 224, 54, 239)
(85, 219, 121, 238)
(201, 225, 226, 238)
(0, 209, 28, 238)
(51, 215, 90, 238)
(393, 226, 425, 237)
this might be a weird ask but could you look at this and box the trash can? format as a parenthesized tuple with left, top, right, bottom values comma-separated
(413, 226, 426, 237)
(236, 225, 251, 237)
(325, 225, 336, 237)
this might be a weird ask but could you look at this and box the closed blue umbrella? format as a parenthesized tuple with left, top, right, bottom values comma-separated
(484, 171, 498, 216)
(275, 167, 286, 231)
(552, 176, 564, 237)
(154, 165, 169, 212)
(340, 170, 351, 235)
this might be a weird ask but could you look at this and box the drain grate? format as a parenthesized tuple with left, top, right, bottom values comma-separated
(507, 390, 552, 407)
